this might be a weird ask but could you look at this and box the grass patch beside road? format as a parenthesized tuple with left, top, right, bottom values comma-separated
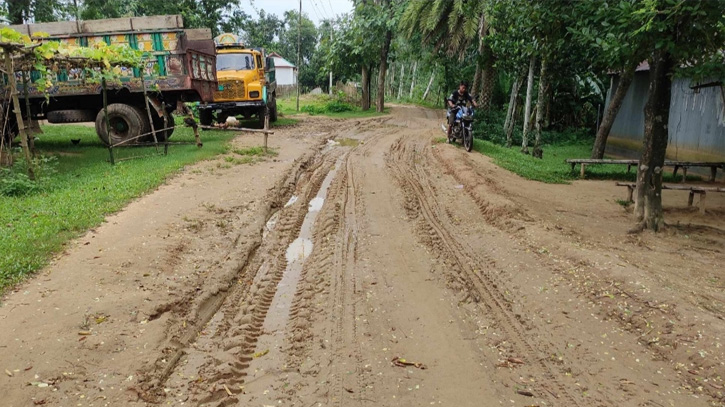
(0, 124, 235, 291)
(445, 138, 698, 184)
(278, 95, 388, 119)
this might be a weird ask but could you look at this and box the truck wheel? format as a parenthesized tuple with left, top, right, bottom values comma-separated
(95, 104, 147, 146)
(199, 109, 213, 127)
(270, 98, 278, 122)
(46, 109, 96, 123)
(258, 107, 268, 128)
(145, 109, 174, 142)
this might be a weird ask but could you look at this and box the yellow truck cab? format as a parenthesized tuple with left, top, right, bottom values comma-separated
(198, 33, 277, 127)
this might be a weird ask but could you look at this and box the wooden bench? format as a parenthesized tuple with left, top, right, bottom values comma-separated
(615, 182, 725, 214)
(567, 159, 725, 182)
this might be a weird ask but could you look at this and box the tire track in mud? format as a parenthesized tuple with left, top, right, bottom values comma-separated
(387, 135, 582, 406)
(192, 152, 342, 407)
(131, 140, 340, 404)
(285, 132, 387, 406)
(433, 143, 725, 405)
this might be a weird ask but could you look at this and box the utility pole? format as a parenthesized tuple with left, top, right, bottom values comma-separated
(329, 31, 333, 95)
(296, 0, 301, 111)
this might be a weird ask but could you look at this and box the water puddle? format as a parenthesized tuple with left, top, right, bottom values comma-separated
(285, 237, 313, 263)
(308, 197, 325, 212)
(284, 195, 298, 207)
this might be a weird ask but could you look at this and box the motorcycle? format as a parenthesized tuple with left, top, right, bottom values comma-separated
(443, 105, 475, 152)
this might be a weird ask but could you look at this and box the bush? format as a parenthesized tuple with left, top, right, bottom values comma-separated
(301, 100, 354, 115)
(472, 108, 592, 147)
(0, 154, 57, 197)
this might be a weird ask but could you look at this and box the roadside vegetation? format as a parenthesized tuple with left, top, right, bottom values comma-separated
(0, 124, 236, 290)
(278, 94, 389, 120)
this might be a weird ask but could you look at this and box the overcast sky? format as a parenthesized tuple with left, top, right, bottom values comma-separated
(242, 0, 354, 25)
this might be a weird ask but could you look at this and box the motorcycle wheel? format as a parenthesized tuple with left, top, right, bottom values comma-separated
(463, 127, 473, 152)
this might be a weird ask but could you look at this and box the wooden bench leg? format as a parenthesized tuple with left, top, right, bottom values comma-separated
(627, 186, 634, 203)
(570, 163, 576, 171)
(699, 191, 706, 214)
(681, 167, 688, 183)
(688, 191, 694, 207)
(580, 163, 586, 179)
(627, 164, 632, 173)
(710, 166, 717, 182)
(673, 165, 679, 178)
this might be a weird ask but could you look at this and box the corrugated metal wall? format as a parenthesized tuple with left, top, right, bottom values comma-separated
(605, 73, 725, 162)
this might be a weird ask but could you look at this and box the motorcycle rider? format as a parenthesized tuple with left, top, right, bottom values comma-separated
(446, 81, 478, 140)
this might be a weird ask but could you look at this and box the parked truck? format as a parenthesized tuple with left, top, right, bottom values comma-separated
(3, 15, 217, 145)
(198, 33, 278, 128)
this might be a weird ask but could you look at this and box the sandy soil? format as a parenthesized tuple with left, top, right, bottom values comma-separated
(2, 106, 724, 407)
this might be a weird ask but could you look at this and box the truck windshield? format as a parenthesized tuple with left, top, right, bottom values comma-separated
(217, 53, 256, 71)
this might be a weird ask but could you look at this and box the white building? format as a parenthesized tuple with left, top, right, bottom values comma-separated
(270, 52, 297, 86)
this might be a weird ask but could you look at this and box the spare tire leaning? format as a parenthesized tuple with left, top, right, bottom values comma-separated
(46, 109, 96, 124)
(95, 104, 148, 146)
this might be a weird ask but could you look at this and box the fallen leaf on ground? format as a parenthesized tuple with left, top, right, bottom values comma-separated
(5, 369, 13, 377)
(517, 389, 534, 397)
(253, 349, 269, 358)
(508, 357, 525, 365)
(391, 356, 426, 370)
(78, 331, 91, 336)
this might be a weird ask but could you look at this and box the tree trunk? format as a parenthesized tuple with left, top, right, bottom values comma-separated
(533, 57, 548, 159)
(7, 0, 28, 24)
(397, 64, 405, 100)
(505, 74, 524, 148)
(521, 55, 536, 154)
(388, 63, 394, 97)
(376, 29, 392, 113)
(479, 43, 495, 111)
(361, 65, 371, 111)
(634, 49, 674, 232)
(472, 64, 482, 100)
(471, 13, 485, 101)
(409, 61, 418, 99)
(591, 61, 638, 159)
(423, 71, 435, 100)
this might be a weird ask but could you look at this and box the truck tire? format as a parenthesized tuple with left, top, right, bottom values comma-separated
(270, 97, 278, 122)
(199, 109, 213, 127)
(95, 104, 148, 146)
(144, 108, 173, 142)
(46, 109, 96, 124)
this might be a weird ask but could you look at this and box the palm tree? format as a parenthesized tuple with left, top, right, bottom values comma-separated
(399, 0, 494, 110)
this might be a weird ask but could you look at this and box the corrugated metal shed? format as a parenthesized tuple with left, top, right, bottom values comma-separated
(605, 69, 725, 165)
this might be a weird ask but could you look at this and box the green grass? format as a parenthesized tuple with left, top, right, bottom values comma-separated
(277, 95, 388, 119)
(462, 139, 700, 184)
(0, 123, 236, 291)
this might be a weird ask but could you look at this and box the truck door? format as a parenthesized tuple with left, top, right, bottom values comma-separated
(256, 54, 265, 85)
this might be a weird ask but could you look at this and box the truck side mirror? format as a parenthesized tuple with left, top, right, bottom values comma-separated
(265, 57, 274, 72)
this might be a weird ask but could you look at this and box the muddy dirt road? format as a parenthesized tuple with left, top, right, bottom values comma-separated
(2, 106, 725, 407)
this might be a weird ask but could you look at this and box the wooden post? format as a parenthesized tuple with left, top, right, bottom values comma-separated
(688, 191, 694, 207)
(681, 167, 688, 183)
(102, 78, 114, 165)
(627, 185, 634, 203)
(21, 71, 35, 153)
(699, 192, 706, 214)
(579, 163, 586, 179)
(141, 78, 159, 151)
(3, 50, 35, 179)
(263, 107, 270, 153)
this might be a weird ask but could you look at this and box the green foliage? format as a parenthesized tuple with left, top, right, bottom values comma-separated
(0, 123, 236, 290)
(1, 26, 144, 95)
(232, 146, 278, 157)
